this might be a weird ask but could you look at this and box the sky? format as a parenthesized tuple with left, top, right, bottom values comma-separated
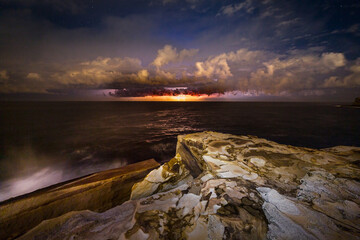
(0, 0, 359, 101)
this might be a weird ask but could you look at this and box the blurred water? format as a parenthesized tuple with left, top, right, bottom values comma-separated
(0, 101, 359, 201)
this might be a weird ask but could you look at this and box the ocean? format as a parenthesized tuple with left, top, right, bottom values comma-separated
(0, 101, 359, 201)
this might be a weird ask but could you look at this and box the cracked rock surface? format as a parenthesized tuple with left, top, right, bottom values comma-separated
(19, 132, 360, 240)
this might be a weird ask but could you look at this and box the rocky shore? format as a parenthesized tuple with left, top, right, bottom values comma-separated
(2, 132, 360, 239)
(0, 159, 160, 240)
(338, 97, 360, 108)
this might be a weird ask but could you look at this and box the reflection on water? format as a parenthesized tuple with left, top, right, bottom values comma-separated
(0, 101, 359, 201)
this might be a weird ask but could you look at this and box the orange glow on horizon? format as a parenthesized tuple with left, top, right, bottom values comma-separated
(122, 94, 212, 101)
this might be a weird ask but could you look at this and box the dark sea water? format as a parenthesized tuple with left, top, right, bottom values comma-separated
(0, 101, 359, 201)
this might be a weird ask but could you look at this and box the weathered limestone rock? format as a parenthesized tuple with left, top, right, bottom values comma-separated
(0, 159, 160, 240)
(13, 132, 360, 240)
(130, 154, 192, 200)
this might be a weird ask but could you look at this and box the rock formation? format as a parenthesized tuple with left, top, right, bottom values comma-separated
(0, 159, 160, 240)
(353, 97, 360, 106)
(7, 132, 360, 239)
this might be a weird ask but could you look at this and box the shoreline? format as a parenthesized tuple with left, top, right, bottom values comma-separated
(2, 132, 360, 239)
(0, 159, 160, 239)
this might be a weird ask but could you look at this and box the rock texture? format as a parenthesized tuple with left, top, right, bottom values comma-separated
(0, 159, 160, 240)
(12, 132, 360, 239)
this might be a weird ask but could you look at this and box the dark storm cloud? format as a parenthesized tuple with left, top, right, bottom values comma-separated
(110, 85, 226, 97)
(0, 0, 359, 100)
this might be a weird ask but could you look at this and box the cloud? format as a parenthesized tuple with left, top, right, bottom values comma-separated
(277, 18, 300, 27)
(343, 62, 360, 86)
(322, 76, 345, 88)
(0, 43, 199, 93)
(152, 45, 198, 68)
(26, 72, 41, 80)
(110, 85, 225, 98)
(80, 57, 142, 72)
(47, 48, 352, 95)
(162, 0, 176, 5)
(322, 59, 360, 88)
(347, 24, 359, 34)
(195, 55, 232, 79)
(194, 48, 350, 94)
(159, 0, 205, 10)
(52, 57, 143, 86)
(154, 69, 176, 81)
(320, 53, 346, 69)
(249, 52, 347, 93)
(0, 70, 9, 81)
(48, 51, 185, 89)
(0, 70, 49, 93)
(137, 69, 150, 83)
(0, 46, 358, 98)
(195, 48, 271, 80)
(218, 0, 254, 16)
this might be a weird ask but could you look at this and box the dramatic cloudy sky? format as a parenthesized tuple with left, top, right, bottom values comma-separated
(0, 0, 359, 100)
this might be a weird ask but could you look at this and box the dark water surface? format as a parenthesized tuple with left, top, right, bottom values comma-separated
(0, 101, 359, 201)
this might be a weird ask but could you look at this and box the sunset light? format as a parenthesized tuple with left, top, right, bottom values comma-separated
(138, 94, 206, 101)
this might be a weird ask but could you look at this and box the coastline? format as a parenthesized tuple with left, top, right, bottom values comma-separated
(0, 159, 160, 239)
(2, 132, 360, 239)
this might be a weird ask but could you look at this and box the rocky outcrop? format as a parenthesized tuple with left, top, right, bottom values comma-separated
(13, 132, 360, 239)
(353, 97, 360, 106)
(0, 159, 160, 240)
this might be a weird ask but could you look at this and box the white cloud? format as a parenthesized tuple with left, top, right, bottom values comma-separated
(195, 55, 232, 79)
(137, 69, 149, 83)
(320, 53, 346, 69)
(152, 45, 198, 68)
(195, 48, 271, 79)
(194, 48, 349, 94)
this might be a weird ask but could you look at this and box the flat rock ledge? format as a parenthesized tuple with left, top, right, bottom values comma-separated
(17, 132, 360, 240)
(0, 159, 160, 240)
